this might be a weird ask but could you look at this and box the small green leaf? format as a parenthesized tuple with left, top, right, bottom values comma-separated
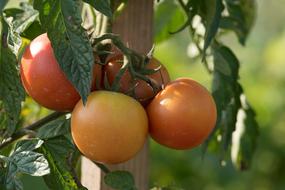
(37, 117, 70, 139)
(203, 0, 224, 54)
(104, 171, 137, 190)
(40, 136, 87, 190)
(34, 0, 94, 104)
(83, 0, 112, 18)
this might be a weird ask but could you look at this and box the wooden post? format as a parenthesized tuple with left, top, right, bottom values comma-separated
(81, 0, 154, 189)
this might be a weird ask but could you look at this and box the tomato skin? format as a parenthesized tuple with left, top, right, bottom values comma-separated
(20, 33, 101, 111)
(147, 78, 217, 150)
(104, 55, 170, 105)
(71, 91, 148, 164)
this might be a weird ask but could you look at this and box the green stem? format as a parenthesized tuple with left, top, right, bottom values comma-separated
(93, 161, 110, 173)
(0, 112, 66, 150)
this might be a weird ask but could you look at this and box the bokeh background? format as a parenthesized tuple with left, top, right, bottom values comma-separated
(151, 0, 285, 189)
(4, 0, 285, 189)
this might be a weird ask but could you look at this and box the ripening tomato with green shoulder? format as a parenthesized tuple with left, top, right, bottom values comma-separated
(20, 33, 102, 111)
(147, 78, 217, 150)
(71, 91, 148, 164)
(104, 54, 170, 105)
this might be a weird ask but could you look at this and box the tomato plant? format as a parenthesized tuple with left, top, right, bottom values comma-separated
(104, 54, 170, 105)
(0, 0, 259, 190)
(147, 78, 217, 149)
(71, 91, 148, 164)
(20, 33, 102, 111)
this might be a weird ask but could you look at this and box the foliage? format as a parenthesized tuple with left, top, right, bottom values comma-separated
(0, 0, 258, 190)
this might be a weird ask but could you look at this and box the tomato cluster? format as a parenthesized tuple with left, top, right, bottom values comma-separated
(20, 33, 217, 164)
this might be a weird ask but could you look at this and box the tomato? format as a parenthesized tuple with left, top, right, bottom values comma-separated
(71, 91, 148, 164)
(104, 54, 170, 105)
(147, 78, 217, 150)
(20, 33, 101, 111)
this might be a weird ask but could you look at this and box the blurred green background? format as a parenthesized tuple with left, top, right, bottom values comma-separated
(151, 0, 285, 190)
(5, 0, 285, 189)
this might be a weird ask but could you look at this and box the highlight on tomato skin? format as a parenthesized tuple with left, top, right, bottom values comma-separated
(104, 54, 171, 105)
(146, 78, 217, 150)
(71, 90, 148, 164)
(20, 33, 101, 111)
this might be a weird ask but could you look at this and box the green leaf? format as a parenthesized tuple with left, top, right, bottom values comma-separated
(83, 0, 112, 18)
(37, 117, 70, 139)
(9, 151, 49, 176)
(204, 44, 258, 170)
(20, 20, 44, 40)
(231, 88, 259, 170)
(0, 167, 6, 189)
(223, 0, 256, 45)
(203, 0, 224, 54)
(104, 171, 137, 190)
(154, 0, 186, 43)
(5, 167, 23, 190)
(34, 0, 94, 104)
(3, 3, 39, 35)
(212, 45, 239, 81)
(0, 15, 25, 138)
(13, 139, 44, 155)
(2, 139, 49, 190)
(40, 136, 87, 190)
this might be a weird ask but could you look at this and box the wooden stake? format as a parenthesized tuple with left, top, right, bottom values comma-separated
(81, 0, 153, 189)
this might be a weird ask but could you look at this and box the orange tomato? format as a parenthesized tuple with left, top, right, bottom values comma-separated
(104, 54, 170, 105)
(147, 78, 217, 150)
(20, 33, 101, 111)
(71, 91, 148, 164)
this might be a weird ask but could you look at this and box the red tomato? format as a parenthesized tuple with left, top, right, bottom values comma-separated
(20, 33, 101, 111)
(147, 78, 217, 150)
(104, 54, 170, 105)
(71, 91, 148, 164)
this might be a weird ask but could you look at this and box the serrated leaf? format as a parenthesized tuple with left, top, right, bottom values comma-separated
(154, 0, 186, 43)
(104, 171, 137, 190)
(203, 0, 224, 54)
(83, 0, 112, 18)
(0, 15, 25, 138)
(13, 139, 44, 155)
(2, 139, 48, 190)
(9, 151, 49, 176)
(40, 136, 87, 190)
(37, 117, 70, 139)
(34, 0, 94, 104)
